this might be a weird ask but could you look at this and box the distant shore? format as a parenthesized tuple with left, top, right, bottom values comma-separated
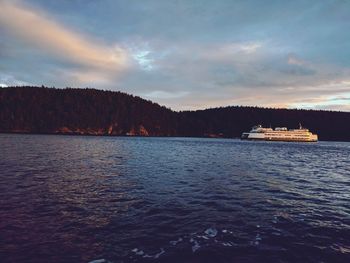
(1, 86, 350, 141)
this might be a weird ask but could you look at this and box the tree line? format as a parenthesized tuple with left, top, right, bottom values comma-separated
(0, 86, 349, 141)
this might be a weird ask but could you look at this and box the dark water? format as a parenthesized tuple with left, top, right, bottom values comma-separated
(0, 134, 349, 263)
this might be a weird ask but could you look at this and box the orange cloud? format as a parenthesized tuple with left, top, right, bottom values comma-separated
(0, 0, 128, 78)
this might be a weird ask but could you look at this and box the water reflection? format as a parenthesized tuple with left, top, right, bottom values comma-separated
(0, 134, 349, 262)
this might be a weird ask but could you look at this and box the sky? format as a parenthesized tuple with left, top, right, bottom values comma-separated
(0, 0, 350, 111)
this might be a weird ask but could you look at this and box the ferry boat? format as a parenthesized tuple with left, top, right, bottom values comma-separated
(241, 124, 318, 142)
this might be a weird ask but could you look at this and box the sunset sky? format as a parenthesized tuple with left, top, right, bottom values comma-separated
(0, 0, 349, 111)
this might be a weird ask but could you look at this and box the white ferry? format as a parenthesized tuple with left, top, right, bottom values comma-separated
(241, 124, 318, 142)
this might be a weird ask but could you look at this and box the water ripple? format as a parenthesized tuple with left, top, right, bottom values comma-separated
(0, 135, 349, 262)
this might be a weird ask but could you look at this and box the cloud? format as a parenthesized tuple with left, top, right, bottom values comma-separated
(0, 0, 129, 84)
(118, 39, 350, 111)
(0, 73, 30, 87)
(235, 43, 262, 54)
(287, 53, 306, 66)
(1, 0, 350, 112)
(143, 90, 189, 99)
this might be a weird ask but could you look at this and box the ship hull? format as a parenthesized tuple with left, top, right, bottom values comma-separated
(241, 137, 317, 142)
(241, 131, 318, 142)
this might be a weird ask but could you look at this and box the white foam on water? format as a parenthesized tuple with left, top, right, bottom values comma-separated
(169, 237, 183, 245)
(133, 227, 241, 258)
(88, 259, 109, 263)
(197, 235, 209, 240)
(255, 234, 262, 241)
(222, 242, 233, 247)
(142, 248, 165, 259)
(204, 227, 218, 237)
(250, 240, 260, 246)
(192, 240, 200, 252)
(250, 233, 262, 246)
(131, 248, 144, 256)
(272, 215, 278, 224)
(154, 248, 165, 259)
(330, 244, 350, 254)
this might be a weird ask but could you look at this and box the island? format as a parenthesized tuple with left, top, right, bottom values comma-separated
(1, 86, 350, 141)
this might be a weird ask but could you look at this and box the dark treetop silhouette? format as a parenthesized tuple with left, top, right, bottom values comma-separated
(1, 86, 350, 141)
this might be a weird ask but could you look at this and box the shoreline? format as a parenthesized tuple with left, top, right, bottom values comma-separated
(2, 131, 350, 142)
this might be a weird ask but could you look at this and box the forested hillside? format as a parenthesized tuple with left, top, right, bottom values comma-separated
(179, 106, 350, 141)
(1, 86, 350, 141)
(0, 87, 178, 136)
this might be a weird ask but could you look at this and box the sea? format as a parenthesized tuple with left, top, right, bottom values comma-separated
(0, 134, 349, 263)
